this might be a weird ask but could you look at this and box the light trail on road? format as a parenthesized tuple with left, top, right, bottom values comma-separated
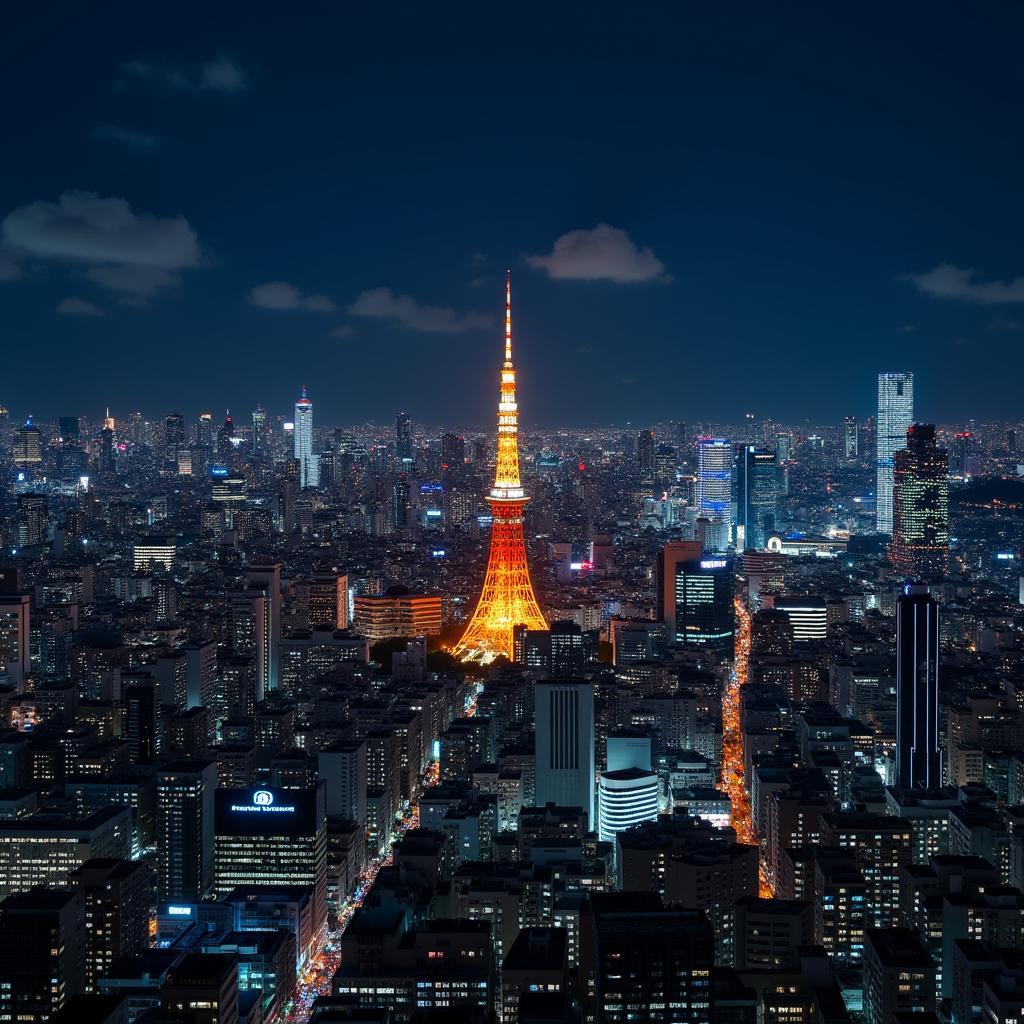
(721, 595, 771, 896)
(278, 756, 442, 1023)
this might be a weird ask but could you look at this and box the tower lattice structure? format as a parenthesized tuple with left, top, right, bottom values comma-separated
(454, 271, 548, 661)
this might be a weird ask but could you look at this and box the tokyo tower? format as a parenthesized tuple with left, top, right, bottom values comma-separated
(454, 271, 548, 662)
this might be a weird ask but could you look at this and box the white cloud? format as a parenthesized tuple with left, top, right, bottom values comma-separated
(120, 56, 249, 94)
(57, 297, 105, 317)
(330, 324, 354, 338)
(248, 281, 336, 312)
(1, 190, 200, 299)
(906, 263, 1024, 304)
(347, 287, 491, 333)
(93, 124, 161, 150)
(527, 223, 668, 283)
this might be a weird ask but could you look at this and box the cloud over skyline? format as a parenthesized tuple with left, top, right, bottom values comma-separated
(348, 287, 491, 333)
(527, 223, 667, 283)
(57, 297, 105, 317)
(1, 190, 201, 300)
(120, 56, 249, 94)
(248, 281, 335, 312)
(907, 263, 1024, 304)
(92, 125, 161, 150)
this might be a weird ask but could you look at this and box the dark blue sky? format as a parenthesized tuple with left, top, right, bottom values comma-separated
(4, 6, 1024, 427)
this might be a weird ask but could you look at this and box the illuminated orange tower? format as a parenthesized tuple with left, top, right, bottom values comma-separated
(454, 271, 547, 661)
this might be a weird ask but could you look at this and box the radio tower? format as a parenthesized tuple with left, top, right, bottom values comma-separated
(454, 271, 548, 661)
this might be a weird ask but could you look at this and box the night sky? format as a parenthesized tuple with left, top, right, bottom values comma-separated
(4, 6, 1024, 427)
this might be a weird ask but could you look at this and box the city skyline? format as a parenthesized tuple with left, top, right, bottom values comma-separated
(6, 9, 1024, 423)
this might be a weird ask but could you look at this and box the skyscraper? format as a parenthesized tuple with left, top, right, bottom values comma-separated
(844, 415, 858, 459)
(696, 438, 733, 546)
(895, 585, 941, 790)
(656, 540, 702, 638)
(252, 405, 266, 454)
(294, 386, 319, 488)
(454, 272, 548, 661)
(396, 411, 413, 468)
(155, 760, 217, 901)
(876, 372, 914, 535)
(534, 679, 595, 825)
(637, 429, 656, 485)
(673, 553, 735, 653)
(890, 424, 949, 581)
(735, 445, 778, 551)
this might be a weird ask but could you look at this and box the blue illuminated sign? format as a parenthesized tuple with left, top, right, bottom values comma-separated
(167, 905, 193, 917)
(209, 465, 230, 478)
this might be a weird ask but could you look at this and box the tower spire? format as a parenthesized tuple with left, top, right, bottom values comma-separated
(504, 268, 513, 366)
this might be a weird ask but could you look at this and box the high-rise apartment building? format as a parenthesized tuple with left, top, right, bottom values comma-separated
(294, 386, 318, 488)
(895, 584, 941, 790)
(535, 679, 595, 825)
(891, 424, 949, 581)
(876, 371, 914, 534)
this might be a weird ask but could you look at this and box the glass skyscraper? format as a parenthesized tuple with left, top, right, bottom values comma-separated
(735, 445, 778, 551)
(294, 386, 318, 488)
(696, 437, 733, 534)
(890, 423, 949, 581)
(876, 372, 914, 535)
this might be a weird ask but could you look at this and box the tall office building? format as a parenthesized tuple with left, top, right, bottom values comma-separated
(392, 475, 411, 531)
(58, 416, 80, 444)
(735, 445, 778, 551)
(70, 858, 150, 992)
(13, 420, 42, 465)
(164, 412, 185, 462)
(0, 593, 30, 691)
(637, 429, 656, 485)
(0, 888, 85, 1022)
(876, 372, 914, 534)
(895, 585, 941, 790)
(696, 438, 733, 545)
(844, 415, 858, 459)
(655, 541, 702, 638)
(156, 760, 217, 901)
(294, 386, 319, 488)
(535, 679, 595, 825)
(673, 554, 735, 653)
(441, 431, 466, 472)
(251, 405, 266, 454)
(594, 906, 716, 1024)
(213, 785, 328, 930)
(890, 424, 949, 581)
(396, 411, 413, 468)
(247, 563, 281, 693)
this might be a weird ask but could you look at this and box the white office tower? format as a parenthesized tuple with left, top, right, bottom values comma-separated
(598, 769, 660, 844)
(294, 385, 319, 488)
(535, 680, 595, 826)
(876, 372, 914, 534)
(696, 438, 733, 546)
